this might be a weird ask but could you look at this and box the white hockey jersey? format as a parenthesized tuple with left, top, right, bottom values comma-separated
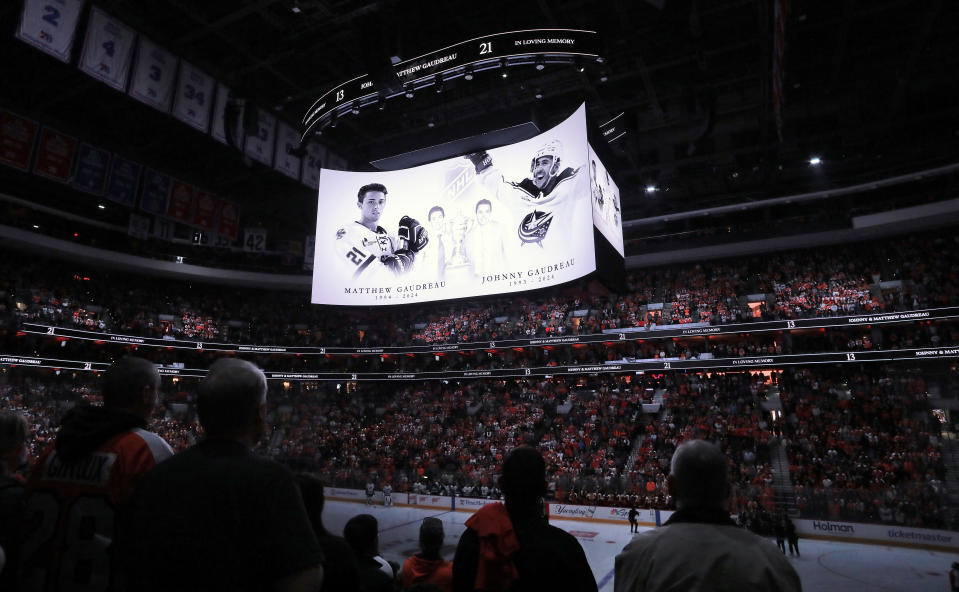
(477, 165, 587, 250)
(334, 222, 399, 282)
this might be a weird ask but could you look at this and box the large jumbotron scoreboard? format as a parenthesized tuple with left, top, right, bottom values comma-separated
(309, 104, 624, 306)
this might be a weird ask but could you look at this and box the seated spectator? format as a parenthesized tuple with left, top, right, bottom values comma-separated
(452, 446, 597, 592)
(344, 514, 394, 592)
(127, 358, 324, 591)
(614, 439, 801, 592)
(398, 517, 452, 591)
(298, 472, 361, 592)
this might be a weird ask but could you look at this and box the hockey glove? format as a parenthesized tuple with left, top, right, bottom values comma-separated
(398, 215, 429, 253)
(465, 151, 493, 174)
(381, 249, 415, 275)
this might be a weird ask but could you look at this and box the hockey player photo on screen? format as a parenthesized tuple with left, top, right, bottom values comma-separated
(333, 182, 428, 283)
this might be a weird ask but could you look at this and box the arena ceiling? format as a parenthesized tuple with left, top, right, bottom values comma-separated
(1, 0, 958, 241)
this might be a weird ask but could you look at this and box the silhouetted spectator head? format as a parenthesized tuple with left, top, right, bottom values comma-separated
(297, 472, 328, 535)
(499, 445, 547, 514)
(668, 439, 729, 510)
(0, 411, 28, 474)
(197, 358, 267, 443)
(102, 356, 160, 419)
(419, 517, 444, 557)
(344, 514, 379, 559)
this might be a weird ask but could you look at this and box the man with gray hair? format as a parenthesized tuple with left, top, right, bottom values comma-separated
(127, 358, 324, 591)
(614, 439, 801, 592)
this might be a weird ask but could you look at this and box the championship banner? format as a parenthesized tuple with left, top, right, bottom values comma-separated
(78, 7, 136, 91)
(194, 190, 218, 230)
(210, 83, 242, 147)
(15, 0, 85, 63)
(300, 141, 326, 189)
(172, 60, 215, 132)
(167, 180, 196, 223)
(244, 108, 276, 166)
(217, 199, 240, 240)
(311, 103, 595, 306)
(139, 167, 171, 214)
(587, 143, 623, 256)
(104, 155, 141, 207)
(129, 36, 178, 112)
(0, 111, 39, 171)
(33, 127, 78, 183)
(273, 120, 302, 180)
(72, 143, 110, 195)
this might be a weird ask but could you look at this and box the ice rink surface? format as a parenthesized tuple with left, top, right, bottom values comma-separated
(324, 500, 955, 591)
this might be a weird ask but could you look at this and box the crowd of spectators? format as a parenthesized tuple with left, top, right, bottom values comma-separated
(4, 231, 957, 350)
(778, 367, 950, 529)
(0, 357, 952, 530)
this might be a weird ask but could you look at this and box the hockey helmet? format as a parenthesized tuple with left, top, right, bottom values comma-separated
(530, 139, 563, 175)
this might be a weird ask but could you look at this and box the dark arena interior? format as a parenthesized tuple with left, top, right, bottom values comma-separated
(1, 1, 959, 591)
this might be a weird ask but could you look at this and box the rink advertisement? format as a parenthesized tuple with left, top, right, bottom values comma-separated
(310, 104, 596, 306)
(796, 519, 959, 551)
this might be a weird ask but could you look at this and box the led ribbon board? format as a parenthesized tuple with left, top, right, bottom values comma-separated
(301, 29, 600, 141)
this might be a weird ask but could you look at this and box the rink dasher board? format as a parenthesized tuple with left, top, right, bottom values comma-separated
(322, 488, 959, 551)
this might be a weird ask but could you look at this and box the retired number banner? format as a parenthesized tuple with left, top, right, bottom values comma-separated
(129, 36, 178, 112)
(16, 0, 85, 63)
(172, 60, 215, 132)
(300, 141, 326, 189)
(244, 108, 276, 166)
(311, 104, 595, 306)
(78, 7, 136, 91)
(273, 121, 302, 180)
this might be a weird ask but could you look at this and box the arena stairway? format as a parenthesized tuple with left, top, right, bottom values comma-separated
(766, 384, 800, 518)
(940, 437, 959, 508)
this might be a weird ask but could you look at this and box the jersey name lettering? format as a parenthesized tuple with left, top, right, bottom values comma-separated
(41, 451, 117, 486)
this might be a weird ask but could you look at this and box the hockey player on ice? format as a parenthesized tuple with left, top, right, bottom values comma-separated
(334, 183, 428, 282)
(465, 139, 587, 249)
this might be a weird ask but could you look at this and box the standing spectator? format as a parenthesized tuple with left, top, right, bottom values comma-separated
(0, 412, 27, 591)
(20, 357, 173, 591)
(785, 516, 800, 557)
(614, 440, 801, 592)
(452, 446, 597, 592)
(127, 358, 324, 591)
(297, 473, 360, 592)
(344, 514, 394, 592)
(398, 518, 452, 591)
